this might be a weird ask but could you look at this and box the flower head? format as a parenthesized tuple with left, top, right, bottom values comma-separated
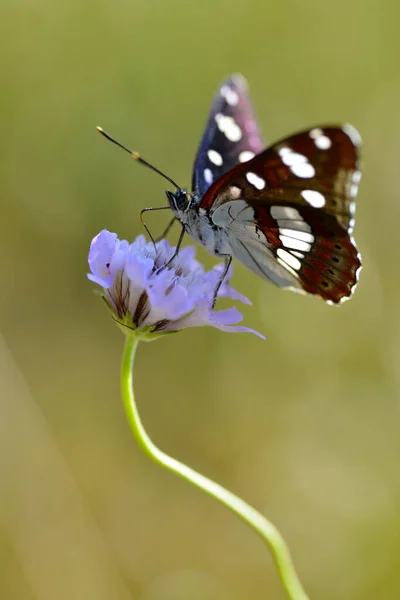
(88, 230, 264, 339)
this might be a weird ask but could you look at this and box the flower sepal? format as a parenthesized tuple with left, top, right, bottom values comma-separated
(103, 298, 178, 342)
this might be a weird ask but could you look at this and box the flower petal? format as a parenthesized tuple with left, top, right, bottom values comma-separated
(209, 307, 265, 338)
(209, 263, 252, 304)
(125, 247, 154, 288)
(144, 276, 195, 326)
(88, 230, 119, 288)
(88, 230, 264, 338)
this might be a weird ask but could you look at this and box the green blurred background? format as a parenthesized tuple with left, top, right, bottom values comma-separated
(1, 0, 399, 598)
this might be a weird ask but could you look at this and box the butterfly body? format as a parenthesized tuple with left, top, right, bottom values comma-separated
(166, 189, 233, 257)
(165, 74, 362, 304)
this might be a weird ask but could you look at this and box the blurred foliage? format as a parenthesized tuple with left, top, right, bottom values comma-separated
(1, 0, 400, 599)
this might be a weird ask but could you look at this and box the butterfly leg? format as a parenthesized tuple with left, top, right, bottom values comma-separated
(212, 255, 232, 307)
(140, 206, 171, 251)
(155, 225, 186, 276)
(164, 225, 186, 266)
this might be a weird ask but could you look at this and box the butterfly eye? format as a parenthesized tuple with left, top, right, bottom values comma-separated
(166, 190, 192, 213)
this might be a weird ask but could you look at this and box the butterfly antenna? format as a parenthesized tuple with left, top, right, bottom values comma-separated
(96, 127, 181, 189)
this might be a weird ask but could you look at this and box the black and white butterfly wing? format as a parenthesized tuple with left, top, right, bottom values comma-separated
(191, 74, 265, 198)
(200, 125, 362, 304)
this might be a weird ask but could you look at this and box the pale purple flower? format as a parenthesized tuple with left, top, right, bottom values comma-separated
(88, 230, 264, 339)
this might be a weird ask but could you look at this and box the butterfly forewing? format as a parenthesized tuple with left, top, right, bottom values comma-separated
(200, 125, 362, 304)
(192, 74, 265, 197)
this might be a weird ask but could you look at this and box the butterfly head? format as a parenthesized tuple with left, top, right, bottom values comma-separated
(166, 189, 194, 214)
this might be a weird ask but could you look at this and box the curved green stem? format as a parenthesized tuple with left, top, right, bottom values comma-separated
(121, 335, 310, 600)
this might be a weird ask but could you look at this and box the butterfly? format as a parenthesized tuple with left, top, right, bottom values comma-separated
(98, 74, 362, 304)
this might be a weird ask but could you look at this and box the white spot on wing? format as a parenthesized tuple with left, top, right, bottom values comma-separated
(276, 259, 300, 279)
(215, 113, 242, 142)
(335, 238, 362, 302)
(246, 172, 265, 190)
(279, 235, 311, 252)
(277, 248, 302, 271)
(348, 169, 361, 200)
(278, 146, 291, 157)
(309, 128, 323, 139)
(279, 229, 315, 243)
(314, 135, 332, 150)
(271, 206, 302, 221)
(291, 163, 315, 178)
(342, 123, 362, 147)
(291, 251, 305, 259)
(228, 185, 242, 199)
(271, 207, 312, 232)
(277, 219, 311, 232)
(278, 146, 316, 178)
(280, 150, 307, 167)
(239, 150, 255, 163)
(355, 252, 362, 282)
(301, 189, 325, 207)
(220, 85, 239, 106)
(350, 184, 358, 198)
(348, 201, 356, 232)
(204, 168, 213, 185)
(207, 149, 223, 166)
(310, 128, 332, 150)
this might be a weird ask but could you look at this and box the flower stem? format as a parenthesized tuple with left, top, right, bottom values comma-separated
(121, 335, 310, 600)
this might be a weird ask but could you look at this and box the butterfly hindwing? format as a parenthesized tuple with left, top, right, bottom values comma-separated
(191, 74, 264, 198)
(200, 125, 362, 303)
